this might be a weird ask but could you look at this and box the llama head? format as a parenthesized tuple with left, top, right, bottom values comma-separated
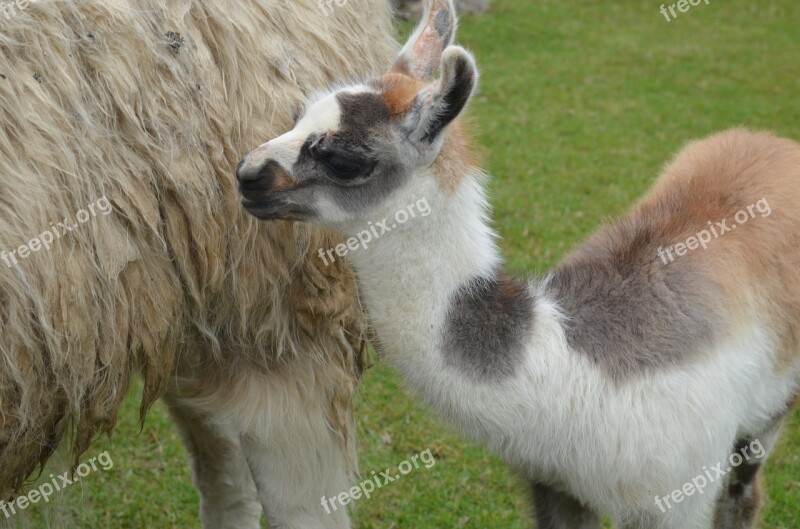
(236, 0, 477, 229)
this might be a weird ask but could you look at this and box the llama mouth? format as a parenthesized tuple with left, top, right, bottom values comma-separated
(241, 197, 313, 221)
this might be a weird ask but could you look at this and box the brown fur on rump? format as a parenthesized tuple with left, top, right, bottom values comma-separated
(643, 129, 800, 372)
(549, 129, 800, 380)
(0, 0, 396, 495)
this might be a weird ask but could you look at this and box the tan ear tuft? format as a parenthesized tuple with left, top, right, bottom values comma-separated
(373, 73, 425, 116)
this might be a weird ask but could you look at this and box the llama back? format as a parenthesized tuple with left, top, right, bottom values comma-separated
(648, 129, 800, 374)
(549, 129, 800, 382)
(0, 0, 396, 494)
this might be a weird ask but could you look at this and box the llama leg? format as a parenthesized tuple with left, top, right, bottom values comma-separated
(241, 426, 353, 529)
(164, 391, 263, 529)
(172, 363, 357, 529)
(530, 482, 602, 529)
(237, 367, 354, 529)
(713, 421, 785, 529)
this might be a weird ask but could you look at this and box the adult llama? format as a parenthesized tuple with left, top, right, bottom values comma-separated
(0, 0, 395, 527)
(236, 0, 800, 527)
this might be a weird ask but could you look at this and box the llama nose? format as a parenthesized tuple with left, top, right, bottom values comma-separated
(236, 158, 263, 183)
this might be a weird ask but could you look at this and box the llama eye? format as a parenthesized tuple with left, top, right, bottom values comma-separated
(308, 136, 375, 182)
(322, 155, 364, 178)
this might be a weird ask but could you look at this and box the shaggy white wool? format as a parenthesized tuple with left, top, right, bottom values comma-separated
(0, 0, 396, 495)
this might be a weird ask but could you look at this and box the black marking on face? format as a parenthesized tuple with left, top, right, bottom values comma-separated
(309, 91, 390, 185)
(309, 134, 377, 183)
(241, 194, 315, 221)
(442, 272, 535, 381)
(545, 220, 725, 382)
(238, 160, 316, 220)
(337, 92, 392, 129)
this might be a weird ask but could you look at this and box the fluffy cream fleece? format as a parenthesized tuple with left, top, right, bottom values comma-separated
(0, 0, 396, 494)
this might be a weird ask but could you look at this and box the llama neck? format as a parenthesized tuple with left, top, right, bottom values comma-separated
(343, 170, 504, 386)
(341, 169, 591, 481)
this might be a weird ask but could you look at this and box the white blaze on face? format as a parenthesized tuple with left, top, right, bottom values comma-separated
(240, 90, 345, 174)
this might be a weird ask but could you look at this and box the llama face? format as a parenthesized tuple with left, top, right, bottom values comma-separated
(236, 85, 417, 224)
(236, 0, 477, 227)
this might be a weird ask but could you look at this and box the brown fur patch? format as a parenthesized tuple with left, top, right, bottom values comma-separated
(373, 72, 480, 195)
(269, 162, 297, 191)
(548, 129, 800, 380)
(373, 72, 424, 116)
(432, 117, 481, 194)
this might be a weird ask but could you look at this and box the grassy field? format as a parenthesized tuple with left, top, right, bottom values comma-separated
(12, 0, 800, 527)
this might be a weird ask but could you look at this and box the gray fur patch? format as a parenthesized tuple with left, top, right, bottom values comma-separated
(545, 218, 725, 381)
(433, 9, 452, 40)
(337, 91, 391, 132)
(442, 272, 535, 381)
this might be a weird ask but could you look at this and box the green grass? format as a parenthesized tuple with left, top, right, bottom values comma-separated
(10, 0, 800, 527)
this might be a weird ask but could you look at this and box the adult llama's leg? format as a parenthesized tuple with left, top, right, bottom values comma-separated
(167, 338, 361, 529)
(164, 391, 262, 529)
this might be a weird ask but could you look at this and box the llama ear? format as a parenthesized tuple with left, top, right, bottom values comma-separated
(391, 0, 457, 80)
(412, 46, 478, 145)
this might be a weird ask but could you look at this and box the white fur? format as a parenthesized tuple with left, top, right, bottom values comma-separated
(243, 86, 375, 174)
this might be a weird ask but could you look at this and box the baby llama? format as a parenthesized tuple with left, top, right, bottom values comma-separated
(235, 1, 800, 527)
